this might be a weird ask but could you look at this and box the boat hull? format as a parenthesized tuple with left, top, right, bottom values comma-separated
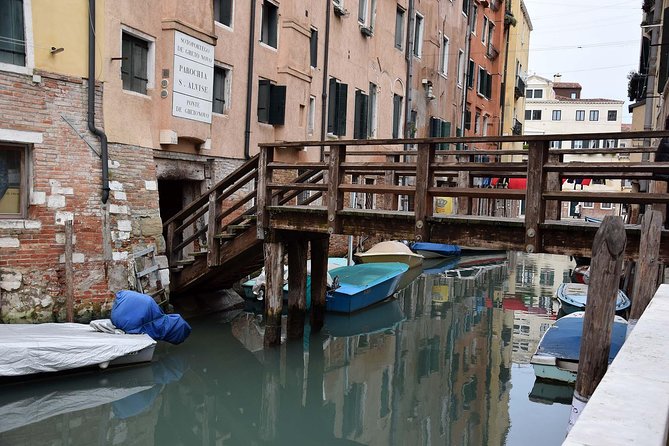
(326, 263, 408, 313)
(556, 282, 630, 314)
(410, 242, 461, 258)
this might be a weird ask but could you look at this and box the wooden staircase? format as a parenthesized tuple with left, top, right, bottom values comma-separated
(163, 154, 324, 295)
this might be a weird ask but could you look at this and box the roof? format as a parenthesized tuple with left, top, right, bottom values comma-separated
(551, 96, 624, 104)
(554, 82, 582, 89)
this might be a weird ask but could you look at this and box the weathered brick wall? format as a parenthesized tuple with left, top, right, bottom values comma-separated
(0, 71, 163, 322)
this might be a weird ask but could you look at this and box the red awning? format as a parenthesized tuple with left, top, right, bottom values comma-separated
(490, 178, 527, 189)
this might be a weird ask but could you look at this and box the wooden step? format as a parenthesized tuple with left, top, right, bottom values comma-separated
(242, 214, 257, 220)
(175, 259, 195, 266)
(191, 250, 209, 257)
(170, 266, 184, 273)
(214, 233, 236, 240)
(227, 224, 251, 231)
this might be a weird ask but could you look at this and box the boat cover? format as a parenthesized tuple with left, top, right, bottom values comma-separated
(0, 323, 156, 377)
(111, 290, 191, 344)
(535, 313, 627, 362)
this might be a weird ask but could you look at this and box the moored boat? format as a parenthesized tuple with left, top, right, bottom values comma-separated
(556, 282, 630, 315)
(410, 242, 461, 258)
(354, 241, 424, 268)
(530, 312, 627, 383)
(324, 298, 405, 337)
(326, 262, 409, 313)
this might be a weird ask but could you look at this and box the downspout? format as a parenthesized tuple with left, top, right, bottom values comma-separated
(319, 0, 332, 160)
(500, 19, 511, 140)
(460, 1, 474, 137)
(405, 0, 415, 142)
(88, 0, 109, 204)
(243, 0, 258, 160)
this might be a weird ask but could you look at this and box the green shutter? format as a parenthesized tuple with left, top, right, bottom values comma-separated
(258, 79, 270, 123)
(441, 121, 450, 150)
(327, 78, 337, 133)
(336, 82, 348, 136)
(268, 85, 286, 125)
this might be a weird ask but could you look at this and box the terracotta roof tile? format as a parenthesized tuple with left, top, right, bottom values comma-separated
(554, 82, 582, 89)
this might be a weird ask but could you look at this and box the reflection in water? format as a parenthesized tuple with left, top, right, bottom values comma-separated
(0, 251, 574, 446)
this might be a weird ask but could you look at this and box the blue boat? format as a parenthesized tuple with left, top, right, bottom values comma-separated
(325, 299, 405, 337)
(556, 282, 630, 315)
(530, 312, 628, 383)
(326, 263, 409, 313)
(410, 242, 461, 258)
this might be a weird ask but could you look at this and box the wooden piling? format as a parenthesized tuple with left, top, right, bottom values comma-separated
(629, 210, 663, 325)
(286, 239, 308, 340)
(65, 220, 74, 322)
(572, 216, 626, 423)
(309, 236, 329, 332)
(524, 141, 549, 253)
(263, 240, 285, 347)
(207, 192, 220, 267)
(414, 143, 435, 241)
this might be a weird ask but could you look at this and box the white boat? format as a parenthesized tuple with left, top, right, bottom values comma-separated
(354, 241, 424, 268)
(0, 322, 156, 377)
(556, 282, 630, 315)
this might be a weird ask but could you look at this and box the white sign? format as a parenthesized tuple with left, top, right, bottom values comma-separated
(172, 31, 214, 124)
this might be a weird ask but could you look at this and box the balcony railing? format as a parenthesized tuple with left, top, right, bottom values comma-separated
(515, 76, 526, 99)
(486, 44, 499, 60)
(512, 119, 523, 135)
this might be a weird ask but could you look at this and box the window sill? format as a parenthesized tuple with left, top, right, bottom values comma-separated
(122, 89, 152, 99)
(0, 63, 32, 76)
(259, 41, 278, 52)
(214, 21, 233, 32)
(0, 219, 40, 229)
(439, 72, 448, 80)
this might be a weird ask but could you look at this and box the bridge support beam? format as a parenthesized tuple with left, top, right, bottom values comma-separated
(309, 235, 330, 333)
(286, 239, 308, 340)
(264, 239, 285, 347)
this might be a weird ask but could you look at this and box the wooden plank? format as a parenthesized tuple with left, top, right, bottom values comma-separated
(414, 143, 434, 241)
(340, 162, 417, 171)
(257, 147, 273, 240)
(132, 246, 155, 258)
(546, 153, 561, 220)
(427, 187, 526, 199)
(524, 140, 548, 253)
(629, 210, 663, 325)
(543, 192, 669, 204)
(264, 240, 285, 347)
(309, 236, 329, 332)
(549, 147, 657, 155)
(544, 162, 669, 173)
(65, 220, 74, 322)
(327, 144, 346, 234)
(286, 239, 308, 340)
(207, 193, 220, 267)
(136, 264, 160, 278)
(338, 184, 415, 194)
(268, 162, 328, 170)
(166, 221, 176, 266)
(267, 183, 329, 191)
(574, 216, 626, 409)
(431, 162, 527, 172)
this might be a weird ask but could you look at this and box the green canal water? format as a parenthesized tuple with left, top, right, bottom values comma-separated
(0, 252, 575, 445)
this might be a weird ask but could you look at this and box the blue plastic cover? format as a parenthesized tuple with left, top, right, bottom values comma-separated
(111, 290, 191, 345)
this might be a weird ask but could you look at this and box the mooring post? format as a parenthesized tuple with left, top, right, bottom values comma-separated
(629, 210, 663, 330)
(569, 215, 626, 430)
(257, 146, 273, 240)
(65, 220, 74, 322)
(264, 239, 285, 347)
(414, 142, 435, 241)
(309, 235, 329, 332)
(327, 144, 345, 235)
(286, 239, 308, 340)
(524, 140, 549, 253)
(457, 156, 472, 215)
(545, 152, 562, 220)
(207, 192, 220, 267)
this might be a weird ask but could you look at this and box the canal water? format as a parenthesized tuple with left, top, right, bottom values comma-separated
(0, 252, 575, 445)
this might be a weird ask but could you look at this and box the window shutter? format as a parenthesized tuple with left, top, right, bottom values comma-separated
(258, 79, 270, 123)
(659, 7, 669, 92)
(310, 29, 318, 67)
(269, 84, 286, 125)
(213, 68, 225, 114)
(441, 121, 451, 150)
(220, 0, 233, 26)
(392, 95, 402, 138)
(486, 72, 492, 98)
(336, 82, 348, 136)
(133, 40, 148, 94)
(429, 117, 440, 137)
(465, 110, 471, 130)
(354, 91, 369, 139)
(327, 78, 337, 133)
(121, 35, 132, 90)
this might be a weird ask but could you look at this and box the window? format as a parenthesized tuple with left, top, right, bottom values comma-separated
(526, 89, 543, 98)
(550, 141, 562, 148)
(464, 109, 471, 130)
(354, 89, 369, 139)
(462, 0, 470, 15)
(582, 202, 594, 209)
(570, 92, 577, 99)
(368, 82, 378, 138)
(212, 66, 231, 114)
(476, 67, 491, 99)
(474, 111, 481, 134)
(605, 139, 617, 148)
(589, 110, 599, 121)
(457, 50, 465, 86)
(471, 6, 478, 34)
(524, 110, 541, 120)
(482, 115, 488, 136)
(413, 13, 424, 57)
(591, 139, 600, 148)
(575, 110, 585, 121)
(358, 0, 377, 31)
(214, 0, 233, 27)
(121, 32, 149, 94)
(552, 110, 561, 121)
(0, 145, 26, 218)
(430, 117, 452, 149)
(467, 59, 475, 89)
(395, 6, 405, 49)
(392, 94, 403, 138)
(307, 96, 315, 135)
(310, 28, 318, 67)
(257, 79, 286, 125)
(440, 36, 449, 76)
(572, 140, 584, 149)
(601, 203, 613, 210)
(0, 0, 25, 66)
(260, 0, 278, 48)
(477, 66, 484, 95)
(487, 22, 494, 49)
(328, 78, 348, 136)
(607, 110, 618, 121)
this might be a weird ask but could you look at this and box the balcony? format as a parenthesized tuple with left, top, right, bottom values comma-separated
(515, 76, 526, 99)
(486, 44, 499, 61)
(512, 118, 522, 135)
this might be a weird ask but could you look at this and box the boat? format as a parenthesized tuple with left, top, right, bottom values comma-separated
(530, 312, 628, 383)
(354, 241, 424, 268)
(529, 380, 575, 405)
(410, 242, 461, 258)
(584, 216, 602, 224)
(0, 322, 156, 377)
(571, 265, 590, 284)
(422, 256, 462, 275)
(324, 298, 405, 337)
(556, 282, 630, 315)
(326, 262, 409, 313)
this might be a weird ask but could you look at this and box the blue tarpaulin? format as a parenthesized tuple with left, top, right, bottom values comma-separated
(111, 290, 191, 345)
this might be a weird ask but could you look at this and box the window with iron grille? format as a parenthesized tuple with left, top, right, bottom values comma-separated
(0, 0, 25, 66)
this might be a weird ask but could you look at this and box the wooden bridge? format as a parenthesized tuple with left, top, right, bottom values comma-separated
(163, 130, 669, 345)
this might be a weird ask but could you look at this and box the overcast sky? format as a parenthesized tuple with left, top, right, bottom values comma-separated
(522, 0, 643, 123)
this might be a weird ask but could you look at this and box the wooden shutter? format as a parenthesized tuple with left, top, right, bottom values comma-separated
(121, 34, 132, 91)
(441, 121, 451, 150)
(336, 82, 348, 136)
(464, 110, 471, 130)
(258, 79, 270, 123)
(429, 117, 440, 137)
(354, 91, 369, 139)
(268, 84, 286, 125)
(327, 78, 337, 133)
(486, 72, 492, 99)
(395, 8, 404, 49)
(392, 95, 402, 138)
(212, 68, 226, 114)
(310, 29, 318, 67)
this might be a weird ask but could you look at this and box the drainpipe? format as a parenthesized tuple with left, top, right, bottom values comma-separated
(405, 0, 415, 142)
(319, 0, 332, 160)
(88, 0, 109, 204)
(500, 19, 511, 142)
(460, 1, 474, 138)
(243, 0, 258, 160)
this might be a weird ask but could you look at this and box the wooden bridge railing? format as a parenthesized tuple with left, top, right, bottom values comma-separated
(257, 131, 669, 255)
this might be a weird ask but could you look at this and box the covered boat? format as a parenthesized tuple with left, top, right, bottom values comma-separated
(556, 283, 630, 315)
(410, 242, 461, 258)
(326, 262, 408, 313)
(354, 241, 424, 268)
(530, 312, 627, 383)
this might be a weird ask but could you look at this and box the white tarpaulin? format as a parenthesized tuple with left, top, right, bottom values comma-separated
(0, 323, 156, 377)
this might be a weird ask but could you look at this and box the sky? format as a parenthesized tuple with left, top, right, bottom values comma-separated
(522, 0, 643, 123)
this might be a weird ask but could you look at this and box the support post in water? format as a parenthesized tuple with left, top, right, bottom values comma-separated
(286, 239, 308, 340)
(65, 220, 74, 322)
(264, 239, 285, 347)
(309, 235, 330, 332)
(629, 210, 663, 330)
(569, 215, 626, 430)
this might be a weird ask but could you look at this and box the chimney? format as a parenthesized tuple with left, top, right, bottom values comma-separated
(553, 73, 562, 83)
